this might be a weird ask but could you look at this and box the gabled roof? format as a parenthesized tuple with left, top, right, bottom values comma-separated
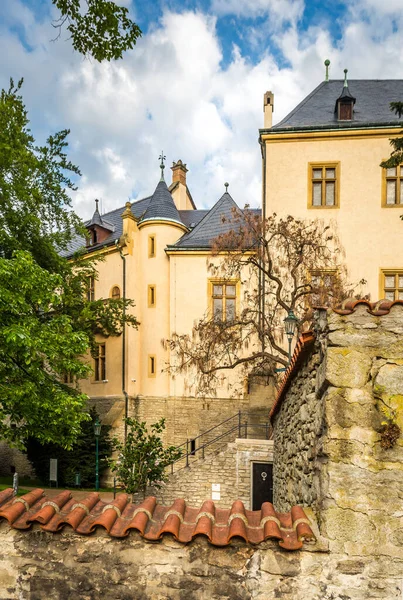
(139, 179, 185, 227)
(265, 80, 403, 132)
(169, 191, 248, 250)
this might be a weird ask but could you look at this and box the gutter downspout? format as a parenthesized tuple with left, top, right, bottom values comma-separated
(116, 241, 129, 443)
(259, 138, 267, 359)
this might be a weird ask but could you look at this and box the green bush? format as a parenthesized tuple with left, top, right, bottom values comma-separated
(26, 407, 112, 488)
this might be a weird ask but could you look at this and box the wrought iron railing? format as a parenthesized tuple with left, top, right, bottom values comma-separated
(169, 410, 272, 475)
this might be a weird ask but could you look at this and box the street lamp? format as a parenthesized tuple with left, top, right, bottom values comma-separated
(284, 309, 299, 364)
(275, 309, 299, 373)
(94, 416, 101, 491)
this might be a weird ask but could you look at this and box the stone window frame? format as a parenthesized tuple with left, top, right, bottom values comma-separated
(307, 162, 340, 209)
(94, 343, 106, 382)
(381, 163, 403, 207)
(87, 276, 95, 302)
(380, 269, 403, 301)
(148, 354, 156, 378)
(110, 285, 121, 300)
(148, 235, 156, 258)
(308, 268, 339, 307)
(148, 285, 156, 308)
(208, 278, 240, 322)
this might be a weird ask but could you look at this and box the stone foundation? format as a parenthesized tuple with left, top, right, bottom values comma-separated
(0, 525, 402, 600)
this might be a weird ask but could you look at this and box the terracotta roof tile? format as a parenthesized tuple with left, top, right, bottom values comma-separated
(270, 331, 315, 423)
(0, 489, 315, 551)
(332, 298, 403, 316)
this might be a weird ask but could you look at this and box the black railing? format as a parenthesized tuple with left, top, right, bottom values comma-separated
(170, 410, 272, 475)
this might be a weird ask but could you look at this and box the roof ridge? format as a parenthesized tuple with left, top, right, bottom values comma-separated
(273, 81, 327, 129)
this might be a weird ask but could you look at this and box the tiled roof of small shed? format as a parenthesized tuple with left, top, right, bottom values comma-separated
(270, 300, 403, 422)
(0, 488, 314, 551)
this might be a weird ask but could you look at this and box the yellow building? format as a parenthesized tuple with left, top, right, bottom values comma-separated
(260, 76, 403, 300)
(66, 160, 265, 450)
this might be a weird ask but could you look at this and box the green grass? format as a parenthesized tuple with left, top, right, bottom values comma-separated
(0, 484, 31, 496)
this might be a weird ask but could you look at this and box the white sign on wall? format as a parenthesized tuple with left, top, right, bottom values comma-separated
(212, 483, 221, 500)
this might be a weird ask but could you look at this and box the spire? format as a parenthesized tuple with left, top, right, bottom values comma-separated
(159, 151, 166, 181)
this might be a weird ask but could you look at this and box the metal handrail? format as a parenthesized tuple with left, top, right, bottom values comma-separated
(169, 411, 273, 475)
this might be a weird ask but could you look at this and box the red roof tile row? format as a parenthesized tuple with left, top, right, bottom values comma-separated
(270, 331, 315, 423)
(333, 298, 403, 316)
(0, 488, 314, 551)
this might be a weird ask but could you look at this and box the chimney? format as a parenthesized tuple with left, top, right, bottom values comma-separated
(263, 91, 274, 128)
(171, 160, 188, 187)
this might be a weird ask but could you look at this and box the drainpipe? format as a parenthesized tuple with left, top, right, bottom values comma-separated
(116, 240, 129, 443)
(259, 138, 267, 358)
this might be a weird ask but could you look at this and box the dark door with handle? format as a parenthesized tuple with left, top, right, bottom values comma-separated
(252, 462, 273, 510)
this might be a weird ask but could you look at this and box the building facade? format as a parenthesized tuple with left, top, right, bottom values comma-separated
(260, 77, 403, 300)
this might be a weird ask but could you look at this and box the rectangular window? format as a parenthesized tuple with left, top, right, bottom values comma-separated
(382, 165, 403, 206)
(148, 235, 156, 257)
(148, 285, 156, 307)
(309, 270, 338, 307)
(148, 355, 156, 377)
(87, 276, 95, 301)
(63, 372, 74, 384)
(382, 271, 403, 301)
(308, 163, 339, 208)
(210, 281, 237, 321)
(94, 343, 106, 381)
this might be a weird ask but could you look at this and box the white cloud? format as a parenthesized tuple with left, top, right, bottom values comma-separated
(211, 0, 304, 25)
(1, 1, 403, 220)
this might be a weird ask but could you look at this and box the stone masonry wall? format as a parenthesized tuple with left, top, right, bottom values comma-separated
(273, 351, 322, 512)
(136, 439, 273, 509)
(273, 303, 403, 580)
(1, 524, 402, 600)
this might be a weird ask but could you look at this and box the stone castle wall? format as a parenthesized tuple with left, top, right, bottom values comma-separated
(134, 439, 273, 509)
(273, 303, 403, 576)
(1, 525, 402, 600)
(272, 350, 323, 512)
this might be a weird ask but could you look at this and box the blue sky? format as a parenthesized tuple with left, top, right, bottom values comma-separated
(1, 0, 403, 217)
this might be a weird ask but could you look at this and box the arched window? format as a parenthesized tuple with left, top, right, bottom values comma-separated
(111, 285, 121, 299)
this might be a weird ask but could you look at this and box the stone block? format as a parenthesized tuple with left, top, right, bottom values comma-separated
(260, 551, 301, 576)
(324, 348, 371, 389)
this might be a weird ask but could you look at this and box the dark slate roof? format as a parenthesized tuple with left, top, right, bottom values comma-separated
(266, 80, 403, 132)
(139, 179, 185, 226)
(179, 209, 209, 229)
(169, 192, 251, 249)
(87, 207, 115, 232)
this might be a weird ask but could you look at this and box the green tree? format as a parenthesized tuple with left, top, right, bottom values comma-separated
(380, 102, 403, 169)
(110, 418, 182, 499)
(51, 0, 142, 61)
(0, 80, 138, 448)
(26, 407, 113, 487)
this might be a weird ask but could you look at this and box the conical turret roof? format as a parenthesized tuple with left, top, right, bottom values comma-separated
(139, 179, 184, 227)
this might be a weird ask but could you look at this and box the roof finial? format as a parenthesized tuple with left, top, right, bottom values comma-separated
(95, 198, 99, 212)
(324, 59, 330, 82)
(159, 151, 166, 181)
(224, 182, 229, 192)
(343, 68, 348, 88)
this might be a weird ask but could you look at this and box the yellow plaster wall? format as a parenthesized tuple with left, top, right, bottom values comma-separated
(264, 131, 402, 298)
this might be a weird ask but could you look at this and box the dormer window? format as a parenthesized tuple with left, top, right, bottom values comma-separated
(85, 199, 116, 248)
(335, 69, 356, 122)
(87, 228, 98, 247)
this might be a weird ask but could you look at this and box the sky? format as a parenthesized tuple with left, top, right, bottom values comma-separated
(1, 0, 403, 219)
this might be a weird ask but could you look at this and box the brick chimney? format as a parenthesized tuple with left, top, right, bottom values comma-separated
(171, 160, 188, 187)
(263, 91, 274, 128)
